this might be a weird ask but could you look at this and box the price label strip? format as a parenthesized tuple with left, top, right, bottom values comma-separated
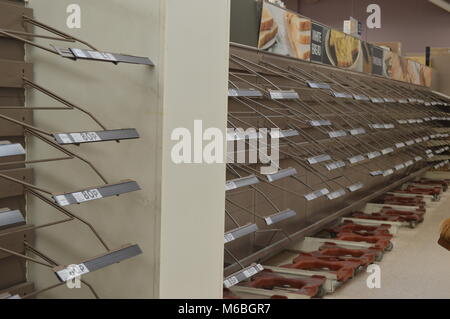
(349, 128, 366, 136)
(53, 47, 154, 65)
(325, 161, 346, 171)
(53, 180, 141, 206)
(348, 155, 365, 164)
(367, 151, 381, 159)
(224, 224, 258, 244)
(332, 92, 353, 99)
(268, 90, 299, 100)
(54, 244, 142, 282)
(383, 169, 394, 176)
(269, 129, 299, 139)
(266, 168, 297, 182)
(0, 209, 25, 229)
(328, 130, 347, 138)
(307, 82, 331, 89)
(308, 154, 332, 164)
(348, 183, 364, 192)
(309, 120, 332, 127)
(353, 94, 369, 101)
(264, 209, 297, 225)
(53, 129, 139, 145)
(404, 160, 414, 167)
(228, 89, 263, 98)
(327, 189, 346, 200)
(223, 264, 264, 288)
(0, 143, 26, 158)
(225, 175, 259, 191)
(304, 188, 329, 201)
(381, 148, 394, 155)
(370, 97, 384, 103)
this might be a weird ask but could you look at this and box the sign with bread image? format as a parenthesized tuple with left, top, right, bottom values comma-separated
(254, 1, 432, 87)
(285, 12, 311, 60)
(258, 2, 311, 61)
(258, 5, 279, 49)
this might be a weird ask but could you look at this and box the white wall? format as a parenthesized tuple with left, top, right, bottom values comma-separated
(26, 0, 229, 298)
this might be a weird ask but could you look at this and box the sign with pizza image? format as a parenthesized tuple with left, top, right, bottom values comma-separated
(255, 1, 432, 87)
(325, 29, 363, 72)
(258, 2, 311, 61)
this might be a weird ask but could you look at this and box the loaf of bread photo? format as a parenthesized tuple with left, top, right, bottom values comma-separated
(285, 12, 311, 60)
(258, 7, 279, 48)
(260, 6, 274, 31)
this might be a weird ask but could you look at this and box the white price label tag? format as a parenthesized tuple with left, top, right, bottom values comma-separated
(57, 134, 72, 144)
(71, 132, 101, 143)
(383, 169, 394, 176)
(54, 195, 70, 206)
(382, 148, 394, 155)
(87, 50, 117, 61)
(224, 233, 235, 243)
(71, 48, 88, 58)
(367, 152, 381, 159)
(228, 89, 238, 97)
(225, 182, 237, 191)
(59, 263, 90, 281)
(72, 189, 103, 203)
(243, 267, 258, 278)
(223, 276, 239, 288)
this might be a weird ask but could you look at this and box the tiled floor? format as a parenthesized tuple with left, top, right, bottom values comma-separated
(327, 186, 450, 299)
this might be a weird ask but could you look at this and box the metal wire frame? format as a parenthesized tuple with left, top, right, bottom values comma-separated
(230, 70, 432, 190)
(229, 56, 431, 160)
(228, 93, 419, 181)
(0, 15, 97, 56)
(0, 128, 108, 184)
(224, 165, 294, 269)
(0, 242, 99, 299)
(229, 56, 437, 187)
(223, 45, 444, 276)
(227, 114, 349, 190)
(291, 67, 441, 152)
(293, 65, 441, 127)
(0, 187, 110, 251)
(0, 78, 108, 131)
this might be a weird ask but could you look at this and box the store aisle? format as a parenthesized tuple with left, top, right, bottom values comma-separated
(327, 190, 450, 299)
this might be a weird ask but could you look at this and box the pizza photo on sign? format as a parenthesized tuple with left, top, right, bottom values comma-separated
(325, 30, 361, 70)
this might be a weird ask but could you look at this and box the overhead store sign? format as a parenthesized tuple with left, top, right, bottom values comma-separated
(251, 1, 432, 87)
(257, 3, 311, 61)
